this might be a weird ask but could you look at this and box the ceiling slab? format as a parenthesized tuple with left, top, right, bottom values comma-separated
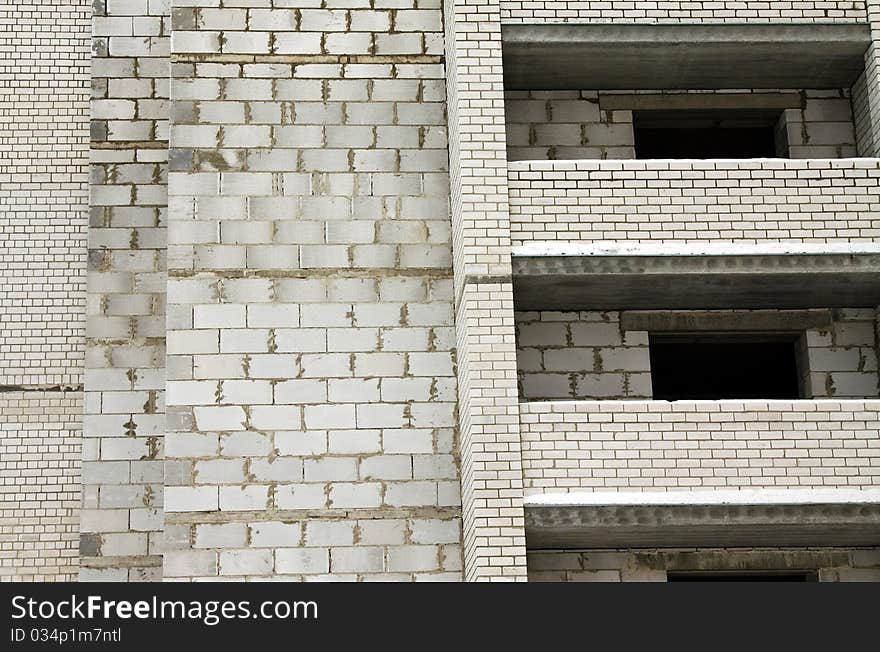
(512, 253, 880, 311)
(526, 502, 880, 549)
(502, 23, 871, 90)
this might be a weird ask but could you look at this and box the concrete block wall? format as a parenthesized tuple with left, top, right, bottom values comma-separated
(0, 1, 89, 582)
(516, 311, 652, 400)
(516, 309, 880, 401)
(163, 0, 462, 581)
(507, 158, 880, 246)
(499, 0, 867, 23)
(527, 548, 880, 582)
(806, 309, 880, 398)
(782, 91, 859, 158)
(518, 400, 880, 493)
(505, 91, 634, 161)
(505, 90, 858, 162)
(83, 0, 170, 582)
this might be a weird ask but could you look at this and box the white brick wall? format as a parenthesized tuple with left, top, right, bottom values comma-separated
(500, 0, 867, 23)
(508, 158, 880, 246)
(0, 2, 89, 385)
(445, 0, 530, 580)
(519, 400, 880, 494)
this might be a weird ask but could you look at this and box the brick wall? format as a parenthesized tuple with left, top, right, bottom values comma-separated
(527, 548, 880, 581)
(516, 309, 879, 401)
(0, 392, 82, 581)
(505, 90, 857, 161)
(508, 158, 880, 246)
(0, 1, 89, 581)
(0, 2, 89, 386)
(518, 400, 880, 493)
(163, 1, 461, 581)
(499, 0, 867, 23)
(445, 0, 529, 580)
(83, 0, 170, 582)
(862, 1, 880, 156)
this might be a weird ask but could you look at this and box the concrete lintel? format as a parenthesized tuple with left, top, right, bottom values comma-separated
(619, 309, 833, 332)
(525, 499, 880, 549)
(502, 23, 871, 90)
(511, 253, 880, 310)
(599, 92, 803, 112)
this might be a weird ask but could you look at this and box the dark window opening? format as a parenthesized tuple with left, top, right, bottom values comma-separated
(667, 571, 817, 582)
(633, 109, 784, 159)
(649, 333, 803, 401)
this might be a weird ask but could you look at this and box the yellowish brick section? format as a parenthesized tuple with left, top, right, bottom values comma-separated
(0, 392, 82, 581)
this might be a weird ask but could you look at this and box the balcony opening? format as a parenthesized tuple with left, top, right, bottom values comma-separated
(649, 333, 804, 400)
(633, 109, 783, 159)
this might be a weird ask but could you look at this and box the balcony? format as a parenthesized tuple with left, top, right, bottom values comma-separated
(519, 399, 880, 494)
(508, 159, 880, 310)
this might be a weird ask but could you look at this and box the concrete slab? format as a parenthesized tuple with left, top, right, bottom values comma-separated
(618, 309, 833, 332)
(512, 253, 880, 310)
(525, 492, 880, 548)
(502, 23, 871, 90)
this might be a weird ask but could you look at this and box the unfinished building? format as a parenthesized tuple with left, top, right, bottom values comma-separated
(0, 0, 878, 581)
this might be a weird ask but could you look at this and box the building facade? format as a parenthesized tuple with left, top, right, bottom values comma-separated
(1, 0, 879, 581)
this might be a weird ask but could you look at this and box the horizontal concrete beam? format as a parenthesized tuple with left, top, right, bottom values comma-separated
(598, 92, 803, 111)
(618, 309, 833, 332)
(525, 490, 880, 548)
(512, 253, 880, 310)
(502, 23, 871, 90)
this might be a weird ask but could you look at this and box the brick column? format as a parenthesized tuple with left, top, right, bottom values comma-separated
(445, 0, 528, 580)
(856, 0, 880, 155)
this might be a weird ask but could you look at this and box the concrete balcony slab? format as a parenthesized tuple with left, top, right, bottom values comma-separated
(502, 23, 871, 90)
(525, 489, 880, 548)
